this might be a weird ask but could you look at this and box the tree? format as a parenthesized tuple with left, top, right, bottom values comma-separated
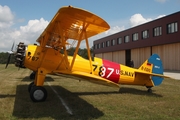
(0, 52, 15, 64)
(67, 47, 94, 60)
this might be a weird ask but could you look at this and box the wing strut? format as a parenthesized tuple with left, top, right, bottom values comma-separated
(84, 30, 94, 74)
(69, 30, 84, 70)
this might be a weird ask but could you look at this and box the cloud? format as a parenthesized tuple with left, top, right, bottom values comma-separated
(129, 13, 166, 27)
(106, 26, 125, 35)
(81, 13, 166, 49)
(0, 4, 166, 52)
(0, 17, 49, 52)
(154, 0, 168, 3)
(0, 5, 14, 28)
(130, 14, 152, 27)
(80, 26, 125, 48)
(18, 18, 49, 44)
(156, 15, 166, 19)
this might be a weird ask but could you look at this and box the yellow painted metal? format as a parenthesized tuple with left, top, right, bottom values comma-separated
(23, 6, 111, 87)
(84, 30, 93, 74)
(22, 6, 169, 89)
(36, 6, 110, 47)
(24, 44, 168, 87)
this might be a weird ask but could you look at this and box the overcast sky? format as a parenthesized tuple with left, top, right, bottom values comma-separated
(0, 0, 180, 52)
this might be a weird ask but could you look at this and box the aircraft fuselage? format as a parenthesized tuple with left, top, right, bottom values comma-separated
(22, 45, 153, 87)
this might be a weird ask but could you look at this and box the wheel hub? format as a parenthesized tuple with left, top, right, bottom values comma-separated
(33, 90, 45, 101)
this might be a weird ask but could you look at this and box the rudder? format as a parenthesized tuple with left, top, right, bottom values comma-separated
(139, 54, 164, 86)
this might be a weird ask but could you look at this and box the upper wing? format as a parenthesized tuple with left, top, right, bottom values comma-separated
(54, 71, 120, 88)
(36, 6, 110, 48)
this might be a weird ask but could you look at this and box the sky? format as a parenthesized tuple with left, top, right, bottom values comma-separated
(0, 0, 180, 52)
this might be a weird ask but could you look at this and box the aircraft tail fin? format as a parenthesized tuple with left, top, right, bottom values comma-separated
(138, 54, 164, 86)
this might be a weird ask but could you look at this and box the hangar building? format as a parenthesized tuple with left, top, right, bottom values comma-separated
(93, 11, 180, 71)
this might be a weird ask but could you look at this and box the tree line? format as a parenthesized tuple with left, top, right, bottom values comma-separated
(67, 47, 94, 60)
(0, 47, 93, 64)
(0, 52, 15, 64)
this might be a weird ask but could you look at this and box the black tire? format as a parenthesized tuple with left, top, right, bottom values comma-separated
(30, 72, 36, 79)
(30, 86, 47, 102)
(28, 81, 34, 92)
(146, 86, 152, 89)
(147, 88, 152, 93)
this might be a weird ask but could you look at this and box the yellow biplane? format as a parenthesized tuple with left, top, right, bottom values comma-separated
(6, 6, 169, 102)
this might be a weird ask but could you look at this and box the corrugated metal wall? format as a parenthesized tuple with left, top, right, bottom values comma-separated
(95, 43, 180, 70)
(103, 52, 113, 61)
(95, 53, 103, 58)
(131, 47, 151, 68)
(95, 51, 125, 65)
(152, 43, 180, 70)
(112, 51, 125, 65)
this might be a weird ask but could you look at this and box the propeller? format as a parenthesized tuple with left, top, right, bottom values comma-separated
(5, 42, 15, 69)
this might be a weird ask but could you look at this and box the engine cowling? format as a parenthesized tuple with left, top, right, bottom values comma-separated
(14, 42, 26, 68)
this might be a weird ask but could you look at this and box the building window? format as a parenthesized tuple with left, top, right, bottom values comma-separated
(117, 37, 122, 44)
(132, 33, 138, 41)
(167, 22, 178, 33)
(124, 35, 130, 43)
(106, 41, 110, 47)
(94, 44, 97, 49)
(142, 30, 149, 39)
(97, 43, 101, 49)
(154, 26, 162, 36)
(102, 42, 105, 48)
(111, 39, 115, 46)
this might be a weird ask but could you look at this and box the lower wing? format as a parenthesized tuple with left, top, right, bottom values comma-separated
(53, 71, 120, 88)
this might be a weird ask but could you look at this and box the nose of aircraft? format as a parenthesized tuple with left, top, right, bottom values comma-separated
(14, 42, 26, 68)
(5, 42, 26, 69)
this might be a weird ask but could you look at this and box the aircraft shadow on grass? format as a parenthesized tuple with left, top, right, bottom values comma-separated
(20, 76, 55, 82)
(0, 94, 16, 98)
(12, 76, 162, 119)
(73, 87, 162, 97)
(12, 85, 104, 119)
(118, 87, 163, 97)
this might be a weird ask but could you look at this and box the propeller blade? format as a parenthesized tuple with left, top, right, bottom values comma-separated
(11, 42, 15, 51)
(5, 54, 11, 69)
(5, 42, 15, 69)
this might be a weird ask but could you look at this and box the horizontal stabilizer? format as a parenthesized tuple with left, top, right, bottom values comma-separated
(135, 70, 170, 78)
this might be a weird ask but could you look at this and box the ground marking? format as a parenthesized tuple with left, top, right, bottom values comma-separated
(47, 82, 73, 115)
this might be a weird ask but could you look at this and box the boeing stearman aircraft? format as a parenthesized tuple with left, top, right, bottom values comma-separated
(6, 6, 169, 102)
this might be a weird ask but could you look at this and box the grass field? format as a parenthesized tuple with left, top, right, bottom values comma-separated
(0, 64, 180, 120)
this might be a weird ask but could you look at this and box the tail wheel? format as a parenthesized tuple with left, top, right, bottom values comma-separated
(147, 88, 152, 93)
(146, 86, 152, 93)
(30, 86, 47, 102)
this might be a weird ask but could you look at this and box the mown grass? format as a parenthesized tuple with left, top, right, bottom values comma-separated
(0, 64, 180, 120)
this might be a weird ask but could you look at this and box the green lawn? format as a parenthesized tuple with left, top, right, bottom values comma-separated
(0, 64, 180, 120)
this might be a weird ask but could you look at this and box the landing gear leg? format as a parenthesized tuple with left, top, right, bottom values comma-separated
(29, 68, 48, 102)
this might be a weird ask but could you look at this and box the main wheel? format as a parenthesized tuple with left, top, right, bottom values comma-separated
(30, 86, 47, 102)
(28, 81, 34, 92)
